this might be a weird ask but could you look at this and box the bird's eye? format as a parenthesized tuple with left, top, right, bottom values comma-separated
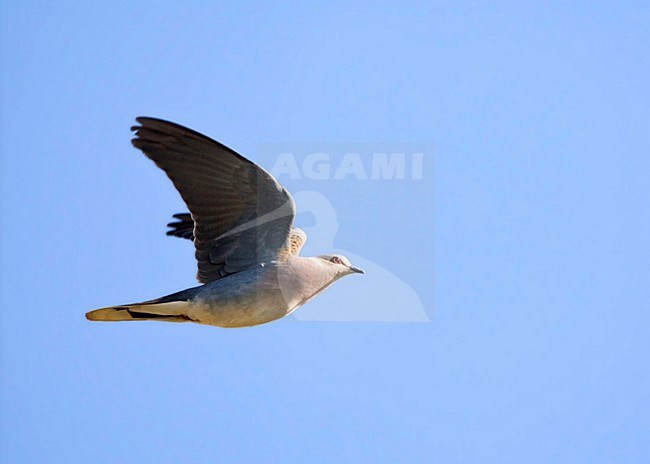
(330, 256, 343, 264)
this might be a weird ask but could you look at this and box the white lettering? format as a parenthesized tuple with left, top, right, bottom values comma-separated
(371, 153, 405, 180)
(303, 153, 330, 180)
(334, 153, 367, 180)
(270, 153, 300, 179)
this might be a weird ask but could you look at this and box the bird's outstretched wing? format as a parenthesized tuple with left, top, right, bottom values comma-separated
(132, 117, 295, 283)
(167, 212, 307, 255)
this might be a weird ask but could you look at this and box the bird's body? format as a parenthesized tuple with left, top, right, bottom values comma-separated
(86, 117, 363, 328)
(190, 256, 345, 327)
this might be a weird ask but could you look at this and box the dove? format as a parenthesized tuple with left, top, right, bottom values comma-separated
(86, 118, 364, 328)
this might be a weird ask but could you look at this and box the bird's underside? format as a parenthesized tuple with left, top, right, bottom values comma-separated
(86, 117, 363, 328)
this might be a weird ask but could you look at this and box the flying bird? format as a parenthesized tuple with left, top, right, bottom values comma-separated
(86, 117, 364, 328)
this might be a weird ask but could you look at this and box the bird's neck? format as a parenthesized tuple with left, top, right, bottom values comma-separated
(281, 256, 341, 305)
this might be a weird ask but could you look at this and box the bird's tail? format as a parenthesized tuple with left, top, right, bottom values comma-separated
(86, 301, 192, 323)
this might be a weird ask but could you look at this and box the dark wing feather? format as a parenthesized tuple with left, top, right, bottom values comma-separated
(167, 213, 195, 240)
(132, 117, 295, 283)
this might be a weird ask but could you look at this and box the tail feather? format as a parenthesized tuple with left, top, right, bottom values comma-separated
(86, 301, 192, 323)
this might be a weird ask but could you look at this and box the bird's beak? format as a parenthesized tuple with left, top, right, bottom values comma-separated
(349, 266, 365, 274)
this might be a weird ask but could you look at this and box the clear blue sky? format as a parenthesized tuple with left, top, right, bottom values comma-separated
(2, 1, 649, 462)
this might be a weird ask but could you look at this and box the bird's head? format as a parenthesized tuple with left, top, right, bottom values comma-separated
(318, 254, 365, 276)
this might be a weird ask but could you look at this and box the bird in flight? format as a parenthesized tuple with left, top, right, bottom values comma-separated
(86, 117, 364, 328)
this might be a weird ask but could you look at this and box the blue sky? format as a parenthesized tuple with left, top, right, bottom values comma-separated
(2, 1, 649, 462)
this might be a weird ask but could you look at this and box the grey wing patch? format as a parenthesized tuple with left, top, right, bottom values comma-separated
(167, 213, 307, 256)
(132, 117, 296, 283)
